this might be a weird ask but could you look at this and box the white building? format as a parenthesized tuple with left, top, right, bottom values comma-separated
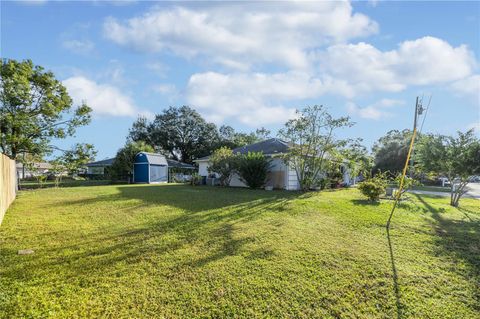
(194, 138, 352, 190)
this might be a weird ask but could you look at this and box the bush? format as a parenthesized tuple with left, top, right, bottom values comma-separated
(208, 147, 238, 186)
(237, 152, 271, 189)
(358, 173, 389, 201)
(190, 173, 201, 186)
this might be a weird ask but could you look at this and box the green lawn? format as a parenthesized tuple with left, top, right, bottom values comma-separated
(0, 185, 478, 318)
(19, 179, 112, 189)
(410, 185, 451, 193)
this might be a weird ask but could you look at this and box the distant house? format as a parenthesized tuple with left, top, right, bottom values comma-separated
(16, 162, 53, 179)
(194, 138, 353, 190)
(86, 158, 115, 175)
(133, 152, 195, 184)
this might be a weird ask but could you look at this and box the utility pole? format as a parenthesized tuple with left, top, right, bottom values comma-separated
(387, 96, 423, 230)
(409, 97, 424, 177)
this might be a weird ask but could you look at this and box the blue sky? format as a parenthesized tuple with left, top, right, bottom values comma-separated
(2, 0, 479, 160)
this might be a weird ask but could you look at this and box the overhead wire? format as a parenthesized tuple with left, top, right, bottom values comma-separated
(419, 95, 432, 135)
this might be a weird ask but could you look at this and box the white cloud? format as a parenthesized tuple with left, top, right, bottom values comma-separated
(62, 39, 95, 55)
(450, 75, 480, 99)
(101, 2, 478, 126)
(315, 36, 476, 96)
(186, 71, 318, 125)
(63, 76, 150, 118)
(346, 99, 404, 120)
(104, 1, 378, 69)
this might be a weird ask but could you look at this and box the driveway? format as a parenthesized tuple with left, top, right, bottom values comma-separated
(408, 183, 480, 199)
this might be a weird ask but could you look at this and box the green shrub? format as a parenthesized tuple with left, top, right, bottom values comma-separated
(208, 147, 238, 186)
(190, 173, 201, 186)
(237, 152, 271, 189)
(358, 172, 389, 201)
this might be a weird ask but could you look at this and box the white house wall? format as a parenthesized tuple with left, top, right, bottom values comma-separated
(286, 164, 300, 190)
(197, 157, 354, 191)
(198, 161, 210, 176)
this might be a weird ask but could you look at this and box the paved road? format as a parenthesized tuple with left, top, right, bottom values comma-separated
(408, 183, 480, 199)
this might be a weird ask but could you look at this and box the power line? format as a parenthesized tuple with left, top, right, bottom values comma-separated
(419, 95, 432, 135)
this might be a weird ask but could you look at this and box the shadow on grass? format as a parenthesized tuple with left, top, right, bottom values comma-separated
(386, 226, 403, 319)
(19, 180, 116, 190)
(3, 185, 302, 281)
(350, 199, 381, 206)
(413, 194, 480, 306)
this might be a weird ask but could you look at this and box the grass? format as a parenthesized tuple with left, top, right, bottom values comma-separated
(19, 179, 113, 189)
(410, 185, 451, 193)
(0, 185, 478, 318)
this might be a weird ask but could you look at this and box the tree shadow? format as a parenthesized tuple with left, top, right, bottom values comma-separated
(351, 199, 381, 206)
(412, 194, 480, 306)
(386, 226, 403, 319)
(3, 185, 301, 282)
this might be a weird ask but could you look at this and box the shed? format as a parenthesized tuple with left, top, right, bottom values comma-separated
(133, 152, 169, 183)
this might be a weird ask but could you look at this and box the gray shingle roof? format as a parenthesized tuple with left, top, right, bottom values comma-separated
(86, 158, 115, 167)
(167, 159, 195, 169)
(194, 138, 290, 162)
(232, 138, 290, 155)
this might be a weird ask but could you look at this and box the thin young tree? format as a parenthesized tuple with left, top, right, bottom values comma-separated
(278, 105, 354, 191)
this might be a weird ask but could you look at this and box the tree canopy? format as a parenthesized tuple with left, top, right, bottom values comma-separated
(278, 105, 354, 191)
(207, 146, 238, 186)
(372, 129, 412, 175)
(0, 59, 91, 160)
(417, 129, 480, 206)
(110, 141, 154, 180)
(128, 106, 270, 163)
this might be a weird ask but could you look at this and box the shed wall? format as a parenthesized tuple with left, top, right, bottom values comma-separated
(134, 163, 149, 183)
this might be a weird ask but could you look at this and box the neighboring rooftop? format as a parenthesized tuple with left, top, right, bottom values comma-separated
(167, 159, 195, 169)
(16, 162, 53, 170)
(86, 158, 115, 167)
(195, 138, 290, 161)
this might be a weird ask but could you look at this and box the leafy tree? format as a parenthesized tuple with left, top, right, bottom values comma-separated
(129, 106, 219, 163)
(217, 125, 270, 149)
(278, 105, 354, 191)
(50, 143, 96, 187)
(128, 116, 151, 145)
(0, 59, 91, 160)
(393, 174, 419, 198)
(372, 129, 412, 175)
(61, 143, 96, 176)
(342, 142, 373, 185)
(207, 147, 238, 186)
(417, 129, 480, 207)
(110, 141, 154, 180)
(237, 152, 271, 189)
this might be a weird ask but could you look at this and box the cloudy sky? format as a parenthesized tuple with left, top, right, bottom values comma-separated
(2, 0, 479, 159)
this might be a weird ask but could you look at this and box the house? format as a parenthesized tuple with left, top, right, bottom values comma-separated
(194, 138, 353, 190)
(133, 152, 195, 184)
(86, 158, 115, 175)
(16, 162, 53, 179)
